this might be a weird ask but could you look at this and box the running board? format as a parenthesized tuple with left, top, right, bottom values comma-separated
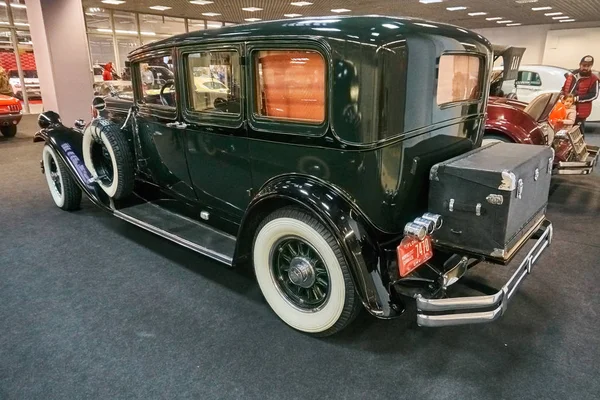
(113, 202, 236, 266)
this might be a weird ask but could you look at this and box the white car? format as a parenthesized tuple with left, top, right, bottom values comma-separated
(192, 76, 230, 109)
(500, 65, 600, 124)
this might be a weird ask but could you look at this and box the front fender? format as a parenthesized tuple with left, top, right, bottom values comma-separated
(34, 124, 111, 211)
(235, 174, 402, 319)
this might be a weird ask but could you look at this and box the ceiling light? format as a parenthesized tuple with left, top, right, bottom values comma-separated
(553, 16, 569, 19)
(245, 18, 261, 22)
(206, 23, 222, 27)
(331, 9, 351, 13)
(284, 13, 302, 17)
(242, 7, 263, 12)
(149, 5, 171, 11)
(202, 12, 221, 16)
(559, 19, 575, 22)
(101, 0, 125, 4)
(290, 2, 312, 6)
(516, 0, 538, 3)
(497, 20, 513, 23)
(506, 23, 522, 26)
(447, 6, 467, 11)
(486, 17, 503, 20)
(189, 1, 214, 4)
(419, 0, 443, 3)
(545, 12, 562, 16)
(468, 12, 487, 16)
(382, 23, 400, 29)
(532, 6, 552, 11)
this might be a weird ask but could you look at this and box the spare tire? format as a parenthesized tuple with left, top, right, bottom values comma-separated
(82, 118, 134, 199)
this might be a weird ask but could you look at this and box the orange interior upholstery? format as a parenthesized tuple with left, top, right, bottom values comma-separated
(257, 50, 325, 123)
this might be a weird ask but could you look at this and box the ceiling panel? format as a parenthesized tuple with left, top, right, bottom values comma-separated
(81, 0, 600, 29)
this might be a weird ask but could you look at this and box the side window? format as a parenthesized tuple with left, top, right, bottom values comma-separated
(253, 49, 326, 124)
(437, 54, 483, 105)
(517, 71, 542, 86)
(136, 56, 176, 107)
(185, 50, 241, 115)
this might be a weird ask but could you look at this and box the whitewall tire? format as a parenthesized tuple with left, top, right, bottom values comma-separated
(253, 207, 361, 336)
(42, 145, 82, 211)
(82, 119, 134, 200)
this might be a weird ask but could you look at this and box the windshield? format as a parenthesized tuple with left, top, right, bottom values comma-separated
(9, 70, 38, 79)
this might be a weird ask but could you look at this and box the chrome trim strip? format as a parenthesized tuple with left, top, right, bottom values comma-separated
(113, 210, 234, 266)
(416, 221, 552, 327)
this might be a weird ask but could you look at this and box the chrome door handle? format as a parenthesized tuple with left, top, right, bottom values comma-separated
(166, 121, 188, 129)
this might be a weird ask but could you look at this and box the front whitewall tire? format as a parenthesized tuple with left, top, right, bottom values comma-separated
(42, 145, 82, 211)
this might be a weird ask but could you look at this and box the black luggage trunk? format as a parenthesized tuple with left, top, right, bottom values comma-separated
(428, 142, 553, 262)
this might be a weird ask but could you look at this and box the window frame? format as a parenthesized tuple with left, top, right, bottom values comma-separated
(178, 43, 244, 129)
(435, 51, 485, 109)
(132, 48, 178, 120)
(247, 40, 330, 137)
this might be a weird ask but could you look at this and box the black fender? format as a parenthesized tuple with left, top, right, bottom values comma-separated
(234, 174, 402, 319)
(34, 125, 111, 211)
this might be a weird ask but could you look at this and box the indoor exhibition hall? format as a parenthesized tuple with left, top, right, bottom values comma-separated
(1, 0, 599, 399)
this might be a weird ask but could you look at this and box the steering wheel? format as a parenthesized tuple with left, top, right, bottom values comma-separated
(159, 80, 175, 107)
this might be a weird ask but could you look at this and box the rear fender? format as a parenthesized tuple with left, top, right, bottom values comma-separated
(34, 125, 111, 211)
(234, 174, 402, 319)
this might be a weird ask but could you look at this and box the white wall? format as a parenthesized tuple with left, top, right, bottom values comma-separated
(543, 28, 600, 69)
(474, 25, 551, 65)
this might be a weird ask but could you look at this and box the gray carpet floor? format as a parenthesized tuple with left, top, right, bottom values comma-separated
(1, 116, 599, 399)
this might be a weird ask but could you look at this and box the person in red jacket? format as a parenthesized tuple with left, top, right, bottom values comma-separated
(561, 55, 599, 134)
(102, 62, 114, 81)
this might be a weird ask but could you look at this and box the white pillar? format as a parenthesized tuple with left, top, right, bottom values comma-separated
(24, 0, 93, 124)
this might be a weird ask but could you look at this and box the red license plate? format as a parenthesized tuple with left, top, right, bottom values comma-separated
(397, 236, 433, 277)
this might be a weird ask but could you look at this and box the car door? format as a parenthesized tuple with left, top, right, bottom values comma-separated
(133, 51, 197, 202)
(178, 44, 251, 221)
(515, 70, 543, 102)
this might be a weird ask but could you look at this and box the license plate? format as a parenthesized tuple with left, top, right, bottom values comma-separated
(397, 236, 433, 277)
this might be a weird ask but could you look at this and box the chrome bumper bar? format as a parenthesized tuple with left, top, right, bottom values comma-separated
(416, 220, 553, 327)
(555, 145, 599, 175)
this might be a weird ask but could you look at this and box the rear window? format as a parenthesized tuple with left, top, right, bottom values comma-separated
(254, 49, 325, 124)
(437, 54, 482, 105)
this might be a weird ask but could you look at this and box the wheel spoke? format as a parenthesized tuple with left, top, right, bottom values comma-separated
(316, 276, 328, 287)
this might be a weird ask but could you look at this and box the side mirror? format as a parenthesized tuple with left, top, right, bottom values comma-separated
(92, 96, 106, 112)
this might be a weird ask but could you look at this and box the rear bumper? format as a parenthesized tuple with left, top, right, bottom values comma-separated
(416, 219, 553, 327)
(0, 112, 22, 126)
(555, 145, 599, 175)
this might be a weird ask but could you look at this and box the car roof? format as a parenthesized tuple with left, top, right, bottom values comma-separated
(130, 15, 489, 58)
(518, 64, 570, 73)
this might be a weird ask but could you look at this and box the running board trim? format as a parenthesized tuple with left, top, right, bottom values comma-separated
(113, 210, 234, 266)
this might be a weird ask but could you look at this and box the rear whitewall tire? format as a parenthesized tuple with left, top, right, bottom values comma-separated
(253, 208, 361, 336)
(42, 145, 82, 211)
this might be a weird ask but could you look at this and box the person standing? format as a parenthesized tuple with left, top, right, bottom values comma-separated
(561, 55, 599, 134)
(102, 62, 114, 81)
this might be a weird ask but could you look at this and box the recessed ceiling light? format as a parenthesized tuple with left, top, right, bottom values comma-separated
(497, 20, 513, 23)
(149, 5, 171, 11)
(506, 23, 522, 26)
(331, 9, 351, 13)
(419, 0, 443, 3)
(202, 12, 221, 16)
(242, 7, 263, 12)
(486, 17, 503, 20)
(284, 13, 302, 17)
(189, 1, 214, 4)
(544, 12, 562, 16)
(468, 12, 487, 16)
(516, 0, 538, 3)
(559, 19, 575, 22)
(290, 1, 312, 6)
(553, 16, 570, 19)
(245, 18, 261, 22)
(447, 6, 467, 11)
(101, 0, 125, 4)
(532, 6, 552, 11)
(88, 7, 103, 12)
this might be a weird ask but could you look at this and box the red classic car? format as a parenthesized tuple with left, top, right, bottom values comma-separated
(0, 94, 22, 137)
(484, 46, 598, 175)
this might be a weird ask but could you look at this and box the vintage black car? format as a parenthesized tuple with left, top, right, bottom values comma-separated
(34, 16, 553, 336)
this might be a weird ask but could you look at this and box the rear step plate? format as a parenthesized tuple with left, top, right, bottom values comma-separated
(114, 202, 236, 265)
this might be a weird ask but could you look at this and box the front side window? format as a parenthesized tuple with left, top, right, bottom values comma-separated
(137, 55, 176, 107)
(437, 54, 483, 105)
(254, 49, 326, 124)
(186, 50, 241, 115)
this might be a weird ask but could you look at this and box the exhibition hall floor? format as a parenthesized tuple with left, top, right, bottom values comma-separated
(1, 117, 599, 399)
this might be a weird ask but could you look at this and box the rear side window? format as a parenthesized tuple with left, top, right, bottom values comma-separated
(437, 54, 483, 105)
(516, 71, 542, 86)
(254, 50, 326, 124)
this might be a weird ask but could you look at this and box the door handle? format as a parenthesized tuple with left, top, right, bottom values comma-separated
(166, 121, 188, 129)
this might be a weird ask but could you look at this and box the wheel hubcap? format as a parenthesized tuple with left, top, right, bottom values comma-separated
(271, 237, 330, 310)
